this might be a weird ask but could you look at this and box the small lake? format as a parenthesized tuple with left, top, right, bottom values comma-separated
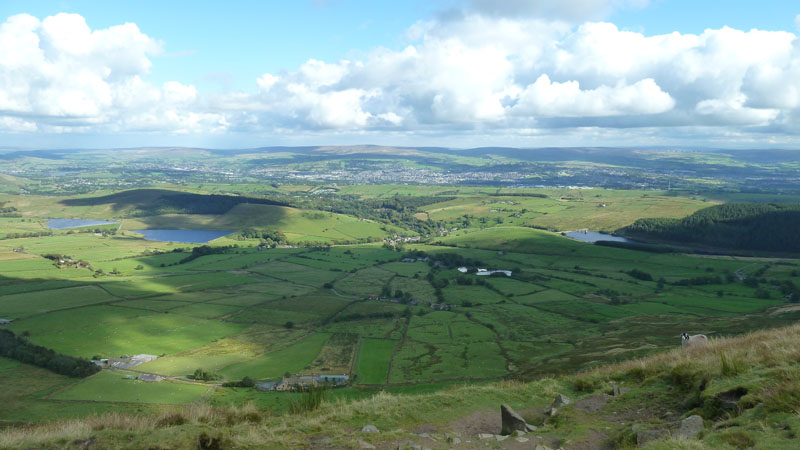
(564, 230, 633, 243)
(133, 229, 231, 243)
(47, 219, 117, 230)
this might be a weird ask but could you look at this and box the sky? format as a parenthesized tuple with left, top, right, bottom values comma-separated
(1, 0, 800, 149)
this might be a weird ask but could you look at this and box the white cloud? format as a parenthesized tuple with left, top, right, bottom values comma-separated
(512, 75, 674, 117)
(3, 10, 800, 145)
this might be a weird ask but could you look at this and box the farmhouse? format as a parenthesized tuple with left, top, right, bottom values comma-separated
(0, 318, 12, 325)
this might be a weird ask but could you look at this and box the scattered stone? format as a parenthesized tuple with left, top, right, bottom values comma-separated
(496, 435, 509, 441)
(534, 445, 553, 450)
(516, 437, 530, 443)
(451, 437, 462, 445)
(675, 415, 704, 439)
(500, 404, 530, 435)
(636, 429, 669, 447)
(361, 425, 380, 433)
(398, 441, 421, 450)
(358, 440, 376, 449)
(478, 433, 494, 440)
(552, 394, 571, 408)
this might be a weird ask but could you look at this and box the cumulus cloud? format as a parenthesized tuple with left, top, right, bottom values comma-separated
(0, 13, 222, 134)
(4, 10, 800, 144)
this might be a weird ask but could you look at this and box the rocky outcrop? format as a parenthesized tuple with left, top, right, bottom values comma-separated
(675, 415, 704, 439)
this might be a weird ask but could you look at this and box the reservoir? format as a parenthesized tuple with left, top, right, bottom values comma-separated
(564, 230, 633, 243)
(133, 229, 231, 243)
(47, 219, 117, 229)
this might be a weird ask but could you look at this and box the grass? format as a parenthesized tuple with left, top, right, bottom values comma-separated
(219, 332, 331, 380)
(52, 371, 211, 404)
(354, 338, 396, 384)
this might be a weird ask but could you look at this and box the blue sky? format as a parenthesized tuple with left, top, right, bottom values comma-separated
(1, 0, 800, 148)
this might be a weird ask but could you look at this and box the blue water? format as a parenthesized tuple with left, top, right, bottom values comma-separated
(47, 219, 117, 230)
(134, 229, 231, 243)
(564, 230, 633, 243)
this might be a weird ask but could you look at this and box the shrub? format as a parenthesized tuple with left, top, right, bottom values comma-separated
(289, 383, 329, 414)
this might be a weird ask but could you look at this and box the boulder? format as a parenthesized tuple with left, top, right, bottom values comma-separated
(500, 404, 529, 435)
(675, 415, 704, 439)
(361, 424, 380, 433)
(552, 394, 571, 408)
(636, 429, 669, 447)
(358, 440, 376, 449)
(397, 441, 421, 450)
(534, 445, 553, 450)
(478, 433, 494, 440)
(525, 424, 538, 432)
(516, 437, 530, 443)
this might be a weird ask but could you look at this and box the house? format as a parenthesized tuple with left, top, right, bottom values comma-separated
(401, 258, 416, 262)
(137, 373, 164, 382)
(457, 267, 468, 273)
(0, 318, 12, 325)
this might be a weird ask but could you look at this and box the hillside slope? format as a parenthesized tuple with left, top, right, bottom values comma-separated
(2, 323, 799, 449)
(622, 203, 800, 254)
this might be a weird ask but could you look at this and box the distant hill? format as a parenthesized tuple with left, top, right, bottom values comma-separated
(621, 203, 800, 254)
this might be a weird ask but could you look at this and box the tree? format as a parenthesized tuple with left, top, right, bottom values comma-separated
(284, 321, 295, 329)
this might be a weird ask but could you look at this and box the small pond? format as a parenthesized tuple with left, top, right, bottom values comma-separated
(47, 219, 118, 230)
(564, 230, 633, 243)
(133, 229, 232, 243)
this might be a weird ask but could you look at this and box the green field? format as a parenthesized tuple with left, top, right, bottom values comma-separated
(0, 183, 798, 426)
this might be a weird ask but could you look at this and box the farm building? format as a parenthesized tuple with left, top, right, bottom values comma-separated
(256, 381, 280, 391)
(476, 269, 512, 277)
(274, 374, 350, 391)
(137, 374, 164, 382)
(94, 354, 159, 369)
(0, 318, 12, 325)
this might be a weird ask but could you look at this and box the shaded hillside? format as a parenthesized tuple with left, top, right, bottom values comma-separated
(622, 203, 800, 253)
(60, 189, 289, 217)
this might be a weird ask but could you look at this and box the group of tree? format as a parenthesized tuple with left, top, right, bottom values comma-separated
(0, 329, 99, 378)
(623, 203, 800, 253)
(237, 228, 288, 247)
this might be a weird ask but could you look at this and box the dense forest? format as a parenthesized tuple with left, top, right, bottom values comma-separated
(622, 203, 800, 253)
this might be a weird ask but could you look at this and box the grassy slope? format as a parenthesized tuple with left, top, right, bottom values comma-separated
(2, 323, 799, 449)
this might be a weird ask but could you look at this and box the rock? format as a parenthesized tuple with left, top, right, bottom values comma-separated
(361, 424, 380, 433)
(675, 415, 704, 439)
(500, 404, 530, 435)
(574, 394, 612, 413)
(478, 433, 494, 440)
(451, 437, 461, 445)
(398, 441, 421, 450)
(549, 407, 558, 417)
(358, 440, 376, 449)
(516, 437, 530, 443)
(612, 383, 620, 397)
(534, 445, 553, 450)
(525, 424, 538, 432)
(496, 435, 509, 441)
(552, 394, 571, 408)
(636, 429, 669, 447)
(514, 430, 527, 436)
